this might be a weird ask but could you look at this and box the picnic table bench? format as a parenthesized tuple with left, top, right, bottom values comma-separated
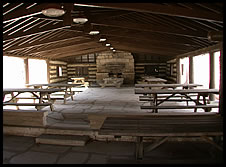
(26, 83, 83, 104)
(135, 88, 219, 113)
(100, 77, 124, 88)
(99, 114, 223, 160)
(3, 88, 63, 111)
(135, 83, 203, 90)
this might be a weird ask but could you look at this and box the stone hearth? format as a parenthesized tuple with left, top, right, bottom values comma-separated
(96, 51, 134, 84)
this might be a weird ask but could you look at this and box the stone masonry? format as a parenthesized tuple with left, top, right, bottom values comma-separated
(96, 51, 134, 84)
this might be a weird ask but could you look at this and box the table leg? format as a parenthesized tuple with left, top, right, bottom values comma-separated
(36, 93, 43, 111)
(64, 93, 67, 104)
(47, 93, 54, 111)
(202, 94, 210, 112)
(11, 92, 19, 110)
(194, 94, 201, 112)
(153, 94, 158, 113)
(69, 87, 73, 100)
(135, 136, 143, 160)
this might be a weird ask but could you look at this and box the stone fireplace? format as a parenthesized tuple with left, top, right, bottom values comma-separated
(96, 51, 134, 85)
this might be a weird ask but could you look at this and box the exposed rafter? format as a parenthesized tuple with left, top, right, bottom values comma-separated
(74, 3, 223, 22)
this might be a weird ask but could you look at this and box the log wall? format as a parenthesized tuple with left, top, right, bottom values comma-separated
(49, 60, 68, 83)
(67, 63, 97, 85)
(134, 63, 167, 81)
(166, 58, 177, 83)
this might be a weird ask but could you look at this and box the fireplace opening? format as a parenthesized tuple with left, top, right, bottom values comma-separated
(109, 73, 122, 78)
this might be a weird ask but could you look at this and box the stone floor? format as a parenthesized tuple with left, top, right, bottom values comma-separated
(3, 135, 223, 164)
(50, 86, 219, 114)
(3, 86, 222, 164)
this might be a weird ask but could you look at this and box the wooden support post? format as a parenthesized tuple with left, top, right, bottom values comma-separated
(46, 60, 50, 84)
(189, 56, 194, 84)
(219, 48, 223, 116)
(24, 58, 29, 86)
(176, 58, 181, 84)
(209, 51, 215, 101)
(135, 136, 143, 160)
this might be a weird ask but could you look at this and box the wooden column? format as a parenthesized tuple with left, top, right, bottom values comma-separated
(189, 56, 194, 84)
(209, 51, 215, 101)
(219, 48, 223, 116)
(46, 60, 50, 83)
(176, 58, 181, 84)
(24, 58, 29, 86)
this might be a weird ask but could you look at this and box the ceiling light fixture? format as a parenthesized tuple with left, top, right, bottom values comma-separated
(42, 7, 65, 17)
(113, 49, 116, 52)
(110, 47, 114, 50)
(106, 43, 110, 46)
(73, 18, 88, 24)
(99, 38, 106, 42)
(89, 30, 100, 35)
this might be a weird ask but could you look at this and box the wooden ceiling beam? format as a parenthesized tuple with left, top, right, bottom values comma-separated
(107, 38, 198, 51)
(98, 28, 206, 47)
(90, 19, 208, 39)
(58, 49, 108, 61)
(3, 22, 71, 41)
(49, 47, 108, 59)
(115, 45, 177, 57)
(5, 34, 90, 52)
(74, 3, 223, 22)
(23, 39, 98, 54)
(63, 3, 74, 26)
(3, 3, 46, 23)
(112, 42, 184, 56)
(30, 41, 101, 56)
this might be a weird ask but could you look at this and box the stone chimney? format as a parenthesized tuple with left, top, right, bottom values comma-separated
(96, 51, 134, 84)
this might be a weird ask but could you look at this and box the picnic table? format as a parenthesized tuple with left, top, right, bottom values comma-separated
(3, 88, 63, 111)
(144, 78, 167, 84)
(26, 83, 83, 104)
(101, 77, 124, 88)
(99, 115, 223, 160)
(135, 83, 203, 90)
(70, 77, 89, 87)
(135, 88, 219, 113)
(70, 77, 85, 84)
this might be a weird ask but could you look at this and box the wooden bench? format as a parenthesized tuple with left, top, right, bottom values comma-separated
(139, 98, 210, 102)
(139, 94, 199, 99)
(3, 109, 48, 127)
(72, 90, 83, 93)
(15, 91, 82, 104)
(15, 97, 65, 104)
(99, 115, 223, 160)
(3, 102, 53, 111)
(141, 104, 219, 113)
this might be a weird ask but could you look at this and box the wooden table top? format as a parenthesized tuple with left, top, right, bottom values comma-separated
(135, 88, 219, 94)
(99, 115, 223, 137)
(135, 83, 203, 88)
(71, 77, 85, 80)
(144, 78, 167, 82)
(3, 88, 63, 93)
(27, 83, 83, 87)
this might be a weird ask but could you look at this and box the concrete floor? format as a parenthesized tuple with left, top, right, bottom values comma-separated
(3, 86, 222, 164)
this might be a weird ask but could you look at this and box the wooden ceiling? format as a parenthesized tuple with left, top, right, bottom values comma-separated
(3, 3, 223, 62)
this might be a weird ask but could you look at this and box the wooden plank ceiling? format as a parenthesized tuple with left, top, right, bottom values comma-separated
(3, 3, 223, 62)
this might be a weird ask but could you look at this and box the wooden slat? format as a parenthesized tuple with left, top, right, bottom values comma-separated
(140, 104, 219, 109)
(3, 102, 52, 106)
(99, 115, 223, 137)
